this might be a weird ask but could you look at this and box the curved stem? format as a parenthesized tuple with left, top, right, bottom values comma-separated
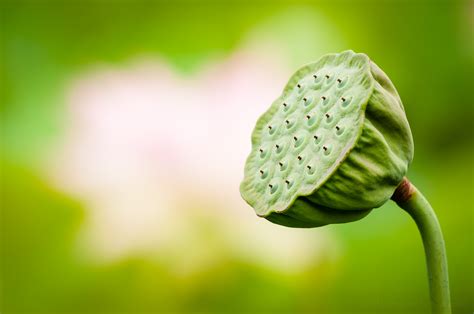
(392, 178, 451, 314)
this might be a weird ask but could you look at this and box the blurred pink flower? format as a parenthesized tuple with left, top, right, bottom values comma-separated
(49, 38, 338, 274)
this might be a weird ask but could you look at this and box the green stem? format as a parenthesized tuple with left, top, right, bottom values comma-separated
(392, 178, 451, 314)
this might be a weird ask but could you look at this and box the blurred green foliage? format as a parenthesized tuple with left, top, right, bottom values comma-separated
(1, 1, 473, 313)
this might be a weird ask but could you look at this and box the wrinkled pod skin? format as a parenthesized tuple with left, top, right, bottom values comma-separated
(240, 51, 414, 228)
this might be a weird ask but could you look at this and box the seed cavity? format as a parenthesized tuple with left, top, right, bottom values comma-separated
(275, 144, 283, 154)
(321, 96, 329, 106)
(294, 135, 303, 148)
(341, 96, 351, 108)
(268, 183, 278, 194)
(336, 125, 344, 135)
(325, 113, 333, 123)
(285, 119, 295, 129)
(323, 145, 331, 156)
(268, 125, 276, 135)
(307, 165, 315, 175)
(337, 77, 348, 88)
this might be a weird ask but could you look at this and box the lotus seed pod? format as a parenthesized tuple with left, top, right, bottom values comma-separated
(240, 50, 414, 228)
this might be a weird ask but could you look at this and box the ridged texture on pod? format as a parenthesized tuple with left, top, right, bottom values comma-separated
(240, 50, 413, 228)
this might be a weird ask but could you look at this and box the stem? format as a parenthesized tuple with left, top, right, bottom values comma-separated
(392, 177, 451, 314)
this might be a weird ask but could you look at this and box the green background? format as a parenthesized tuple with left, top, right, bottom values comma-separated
(1, 1, 473, 313)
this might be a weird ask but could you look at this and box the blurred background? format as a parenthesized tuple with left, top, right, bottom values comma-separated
(1, 1, 473, 313)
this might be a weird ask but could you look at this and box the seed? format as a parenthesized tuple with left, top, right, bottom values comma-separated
(307, 165, 311, 170)
(276, 144, 280, 149)
(303, 97, 307, 102)
(293, 136, 298, 141)
(297, 156, 302, 161)
(306, 115, 311, 119)
(283, 102, 287, 107)
(268, 125, 272, 130)
(285, 120, 290, 124)
(336, 126, 340, 131)
(325, 75, 330, 79)
(260, 170, 264, 175)
(297, 84, 301, 88)
(323, 146, 328, 151)
(269, 184, 273, 188)
(285, 180, 290, 185)
(337, 79, 342, 83)
(325, 113, 330, 118)
(321, 96, 326, 100)
(313, 135, 318, 140)
(341, 97, 346, 102)
(313, 74, 317, 79)
(279, 162, 283, 167)
(259, 148, 263, 153)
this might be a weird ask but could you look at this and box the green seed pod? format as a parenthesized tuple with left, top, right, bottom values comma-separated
(240, 50, 414, 228)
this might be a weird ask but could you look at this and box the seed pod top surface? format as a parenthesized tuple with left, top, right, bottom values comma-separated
(240, 50, 413, 224)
